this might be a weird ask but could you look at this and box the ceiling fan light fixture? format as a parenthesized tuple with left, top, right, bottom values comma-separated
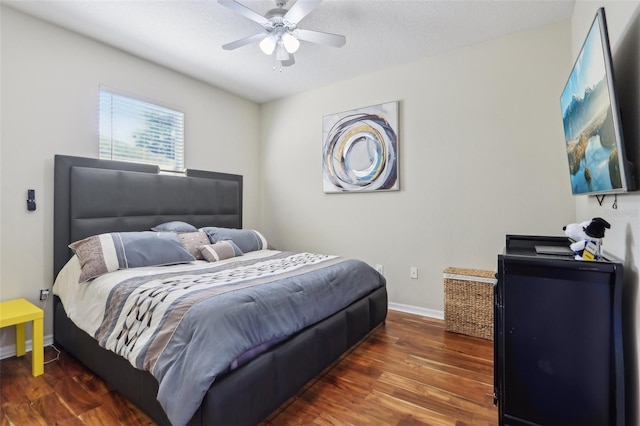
(220, 0, 346, 67)
(281, 32, 300, 53)
(275, 40, 290, 61)
(259, 35, 277, 55)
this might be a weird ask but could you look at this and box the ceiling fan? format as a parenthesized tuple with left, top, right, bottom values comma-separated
(218, 0, 346, 67)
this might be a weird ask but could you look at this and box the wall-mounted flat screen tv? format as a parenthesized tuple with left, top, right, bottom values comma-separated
(560, 7, 634, 195)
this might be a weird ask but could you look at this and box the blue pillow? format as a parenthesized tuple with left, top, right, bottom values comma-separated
(201, 227, 268, 253)
(69, 231, 195, 282)
(151, 221, 197, 233)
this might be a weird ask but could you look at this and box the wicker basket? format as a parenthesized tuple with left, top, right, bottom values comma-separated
(443, 267, 496, 340)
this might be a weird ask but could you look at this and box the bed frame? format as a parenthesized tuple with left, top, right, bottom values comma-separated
(52, 155, 388, 425)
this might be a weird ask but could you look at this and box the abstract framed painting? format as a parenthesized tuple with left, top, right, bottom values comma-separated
(322, 101, 399, 193)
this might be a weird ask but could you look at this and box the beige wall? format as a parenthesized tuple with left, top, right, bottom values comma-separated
(260, 20, 575, 313)
(0, 6, 261, 348)
(570, 1, 640, 422)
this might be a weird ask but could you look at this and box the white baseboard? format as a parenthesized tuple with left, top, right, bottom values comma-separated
(388, 302, 444, 320)
(0, 334, 54, 360)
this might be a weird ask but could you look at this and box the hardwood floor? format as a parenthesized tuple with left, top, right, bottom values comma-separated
(0, 310, 497, 425)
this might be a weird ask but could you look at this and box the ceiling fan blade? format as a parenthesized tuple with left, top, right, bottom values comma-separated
(222, 33, 268, 50)
(281, 55, 296, 67)
(284, 0, 322, 24)
(218, 0, 269, 26)
(296, 29, 346, 48)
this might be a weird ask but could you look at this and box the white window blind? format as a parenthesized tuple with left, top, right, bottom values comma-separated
(99, 89, 184, 172)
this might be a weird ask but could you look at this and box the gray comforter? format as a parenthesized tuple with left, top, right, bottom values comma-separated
(93, 251, 385, 425)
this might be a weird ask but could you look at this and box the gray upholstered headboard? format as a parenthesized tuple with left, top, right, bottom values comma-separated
(53, 155, 243, 277)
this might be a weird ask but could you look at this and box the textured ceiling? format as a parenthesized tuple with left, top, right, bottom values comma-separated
(4, 0, 575, 103)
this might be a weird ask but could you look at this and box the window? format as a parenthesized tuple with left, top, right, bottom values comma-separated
(99, 89, 184, 172)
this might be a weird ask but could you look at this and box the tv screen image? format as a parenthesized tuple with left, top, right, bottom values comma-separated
(560, 8, 633, 195)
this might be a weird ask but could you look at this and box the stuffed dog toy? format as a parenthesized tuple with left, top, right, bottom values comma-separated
(563, 217, 611, 260)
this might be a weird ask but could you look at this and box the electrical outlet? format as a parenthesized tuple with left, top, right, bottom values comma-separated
(375, 264, 384, 275)
(410, 267, 418, 279)
(39, 289, 50, 301)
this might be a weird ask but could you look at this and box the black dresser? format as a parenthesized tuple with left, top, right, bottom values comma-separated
(494, 235, 625, 426)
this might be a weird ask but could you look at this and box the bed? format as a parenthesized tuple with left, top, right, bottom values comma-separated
(52, 154, 388, 426)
